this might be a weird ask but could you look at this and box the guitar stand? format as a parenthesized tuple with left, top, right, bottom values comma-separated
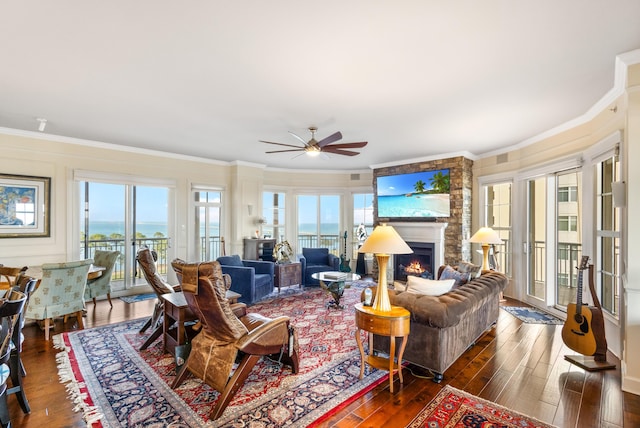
(564, 354, 615, 371)
(563, 262, 616, 372)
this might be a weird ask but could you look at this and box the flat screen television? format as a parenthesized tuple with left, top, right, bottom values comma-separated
(376, 169, 450, 219)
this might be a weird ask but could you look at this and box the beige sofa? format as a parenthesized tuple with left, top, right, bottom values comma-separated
(369, 268, 508, 382)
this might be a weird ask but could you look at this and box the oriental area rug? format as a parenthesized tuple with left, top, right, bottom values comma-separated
(54, 287, 386, 427)
(406, 385, 556, 428)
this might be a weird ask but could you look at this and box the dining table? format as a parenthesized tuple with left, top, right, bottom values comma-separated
(1, 264, 105, 290)
(25, 264, 106, 284)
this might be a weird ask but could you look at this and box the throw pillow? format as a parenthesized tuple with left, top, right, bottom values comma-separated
(457, 261, 482, 279)
(393, 281, 407, 292)
(439, 264, 470, 287)
(404, 275, 455, 296)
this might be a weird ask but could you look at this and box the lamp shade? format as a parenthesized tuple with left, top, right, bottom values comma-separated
(358, 224, 413, 255)
(468, 227, 503, 245)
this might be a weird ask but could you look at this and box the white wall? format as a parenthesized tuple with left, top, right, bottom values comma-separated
(0, 132, 372, 268)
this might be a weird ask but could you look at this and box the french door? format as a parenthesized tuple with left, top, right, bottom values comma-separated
(525, 170, 582, 309)
(78, 180, 173, 290)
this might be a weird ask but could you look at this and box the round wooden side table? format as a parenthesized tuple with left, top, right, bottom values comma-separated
(354, 303, 410, 393)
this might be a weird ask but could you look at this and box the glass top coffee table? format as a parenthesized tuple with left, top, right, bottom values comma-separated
(311, 271, 361, 309)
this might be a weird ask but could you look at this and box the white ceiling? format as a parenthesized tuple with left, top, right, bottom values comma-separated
(1, 1, 639, 171)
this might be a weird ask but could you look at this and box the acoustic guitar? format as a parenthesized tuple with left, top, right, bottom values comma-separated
(339, 231, 351, 273)
(561, 255, 608, 361)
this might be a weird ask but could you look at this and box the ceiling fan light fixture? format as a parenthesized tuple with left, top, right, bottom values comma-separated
(305, 146, 321, 156)
(261, 126, 368, 158)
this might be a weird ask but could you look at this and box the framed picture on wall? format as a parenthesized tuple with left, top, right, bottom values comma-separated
(0, 173, 51, 238)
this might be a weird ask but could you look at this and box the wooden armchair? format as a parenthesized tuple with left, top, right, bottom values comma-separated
(24, 259, 93, 340)
(170, 259, 299, 421)
(0, 266, 27, 291)
(136, 248, 184, 351)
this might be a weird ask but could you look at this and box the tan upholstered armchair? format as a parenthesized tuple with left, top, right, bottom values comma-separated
(170, 259, 299, 421)
(25, 259, 93, 340)
(84, 250, 120, 307)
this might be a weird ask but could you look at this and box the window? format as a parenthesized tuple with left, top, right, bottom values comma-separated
(482, 182, 511, 276)
(297, 194, 341, 254)
(596, 154, 621, 317)
(558, 215, 578, 232)
(558, 186, 578, 202)
(194, 190, 222, 261)
(262, 191, 286, 241)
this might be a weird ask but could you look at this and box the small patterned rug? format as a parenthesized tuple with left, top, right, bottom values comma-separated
(406, 385, 556, 428)
(119, 293, 156, 303)
(55, 287, 386, 427)
(501, 306, 564, 325)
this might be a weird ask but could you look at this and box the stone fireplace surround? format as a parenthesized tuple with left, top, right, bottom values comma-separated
(389, 222, 447, 282)
(372, 156, 474, 274)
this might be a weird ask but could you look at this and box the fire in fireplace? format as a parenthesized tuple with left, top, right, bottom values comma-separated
(394, 242, 435, 282)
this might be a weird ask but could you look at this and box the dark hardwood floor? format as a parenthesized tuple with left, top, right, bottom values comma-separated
(8, 296, 640, 427)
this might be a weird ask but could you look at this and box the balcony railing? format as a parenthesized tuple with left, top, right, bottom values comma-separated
(297, 234, 340, 256)
(81, 237, 170, 281)
(531, 240, 582, 286)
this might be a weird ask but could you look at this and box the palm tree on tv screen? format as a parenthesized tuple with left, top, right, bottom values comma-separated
(430, 171, 450, 193)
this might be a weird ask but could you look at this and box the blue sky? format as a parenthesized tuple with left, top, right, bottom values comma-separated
(86, 183, 168, 222)
(377, 169, 448, 196)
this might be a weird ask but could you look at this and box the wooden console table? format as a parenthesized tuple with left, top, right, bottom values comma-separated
(354, 303, 410, 393)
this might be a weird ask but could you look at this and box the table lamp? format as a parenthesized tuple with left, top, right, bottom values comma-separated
(358, 223, 413, 312)
(469, 227, 503, 271)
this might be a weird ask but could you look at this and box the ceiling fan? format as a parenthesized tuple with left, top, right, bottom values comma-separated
(261, 127, 368, 157)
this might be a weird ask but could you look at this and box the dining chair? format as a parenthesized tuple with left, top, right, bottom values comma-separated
(84, 250, 120, 307)
(0, 289, 27, 427)
(0, 266, 27, 291)
(24, 259, 93, 340)
(6, 277, 37, 414)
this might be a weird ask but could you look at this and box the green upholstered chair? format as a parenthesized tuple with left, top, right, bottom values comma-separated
(24, 259, 93, 340)
(84, 250, 120, 307)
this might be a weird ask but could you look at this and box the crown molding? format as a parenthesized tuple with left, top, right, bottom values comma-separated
(0, 126, 230, 166)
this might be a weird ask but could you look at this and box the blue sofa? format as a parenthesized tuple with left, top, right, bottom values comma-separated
(298, 248, 340, 286)
(216, 255, 274, 304)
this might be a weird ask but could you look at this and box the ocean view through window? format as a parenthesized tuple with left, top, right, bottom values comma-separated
(79, 180, 172, 291)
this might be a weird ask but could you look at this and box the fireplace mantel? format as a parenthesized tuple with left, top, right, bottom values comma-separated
(388, 222, 447, 281)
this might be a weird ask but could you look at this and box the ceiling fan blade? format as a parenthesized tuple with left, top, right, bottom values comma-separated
(265, 148, 305, 154)
(321, 147, 360, 156)
(260, 140, 304, 149)
(325, 141, 368, 149)
(317, 131, 342, 147)
(288, 131, 309, 145)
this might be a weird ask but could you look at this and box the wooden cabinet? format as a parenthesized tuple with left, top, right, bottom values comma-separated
(243, 238, 276, 261)
(274, 262, 301, 291)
